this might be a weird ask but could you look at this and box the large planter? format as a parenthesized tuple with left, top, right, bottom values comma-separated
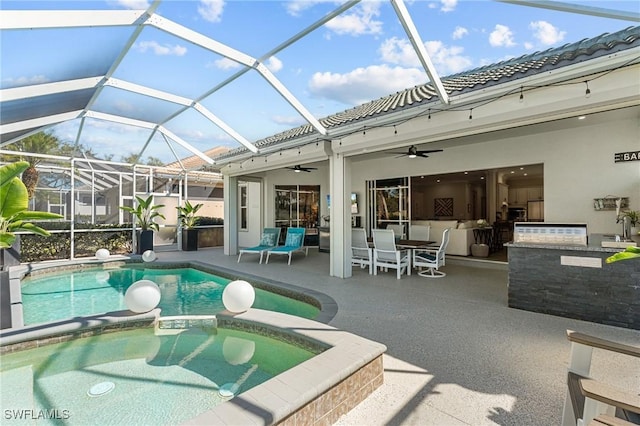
(198, 227, 223, 248)
(182, 229, 199, 251)
(137, 230, 154, 254)
(0, 236, 21, 270)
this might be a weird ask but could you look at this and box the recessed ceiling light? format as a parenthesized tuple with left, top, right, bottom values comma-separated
(578, 115, 586, 120)
(524, 173, 528, 176)
(510, 171, 515, 174)
(464, 171, 468, 174)
(480, 176, 485, 180)
(437, 179, 441, 183)
(520, 167, 524, 170)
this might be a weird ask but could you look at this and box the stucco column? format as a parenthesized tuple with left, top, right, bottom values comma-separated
(224, 175, 239, 256)
(329, 153, 352, 278)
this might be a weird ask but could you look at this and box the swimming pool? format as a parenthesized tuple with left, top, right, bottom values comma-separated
(20, 264, 319, 325)
(0, 318, 323, 425)
(0, 310, 387, 425)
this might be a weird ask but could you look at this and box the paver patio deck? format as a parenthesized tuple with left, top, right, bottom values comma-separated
(144, 247, 639, 425)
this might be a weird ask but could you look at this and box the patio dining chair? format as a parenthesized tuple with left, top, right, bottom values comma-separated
(237, 227, 281, 264)
(351, 228, 373, 274)
(265, 227, 308, 265)
(372, 229, 409, 279)
(413, 228, 450, 278)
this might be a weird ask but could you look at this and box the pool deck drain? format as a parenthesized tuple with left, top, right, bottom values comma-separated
(87, 381, 115, 397)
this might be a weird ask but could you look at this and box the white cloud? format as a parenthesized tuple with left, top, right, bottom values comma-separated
(198, 0, 225, 23)
(452, 26, 468, 40)
(266, 56, 283, 73)
(112, 0, 149, 9)
(529, 21, 566, 45)
(379, 37, 472, 75)
(325, 2, 383, 36)
(286, 0, 325, 17)
(524, 41, 534, 50)
(440, 0, 458, 12)
(213, 57, 241, 70)
(136, 41, 187, 56)
(272, 115, 305, 126)
(308, 65, 426, 106)
(3, 75, 49, 87)
(489, 24, 516, 47)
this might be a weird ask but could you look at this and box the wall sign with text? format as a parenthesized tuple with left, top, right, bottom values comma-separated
(615, 151, 640, 162)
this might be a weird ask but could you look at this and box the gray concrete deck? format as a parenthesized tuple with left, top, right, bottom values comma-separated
(154, 247, 638, 425)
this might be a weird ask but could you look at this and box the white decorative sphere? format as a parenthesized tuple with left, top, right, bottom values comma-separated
(222, 280, 255, 313)
(142, 250, 156, 262)
(96, 249, 110, 260)
(124, 279, 161, 313)
(95, 271, 110, 283)
(222, 336, 255, 365)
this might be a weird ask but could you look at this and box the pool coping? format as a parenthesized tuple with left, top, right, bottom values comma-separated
(3, 257, 338, 329)
(0, 308, 386, 426)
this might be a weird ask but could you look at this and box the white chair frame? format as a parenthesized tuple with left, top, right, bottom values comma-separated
(373, 229, 409, 280)
(413, 228, 450, 278)
(351, 228, 373, 274)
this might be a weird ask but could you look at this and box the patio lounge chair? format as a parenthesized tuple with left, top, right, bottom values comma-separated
(265, 227, 308, 265)
(373, 229, 409, 279)
(351, 228, 373, 274)
(413, 228, 450, 278)
(237, 227, 281, 264)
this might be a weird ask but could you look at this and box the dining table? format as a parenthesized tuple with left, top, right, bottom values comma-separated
(368, 238, 436, 276)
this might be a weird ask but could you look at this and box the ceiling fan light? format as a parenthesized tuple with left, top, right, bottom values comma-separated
(294, 169, 301, 173)
(409, 154, 417, 159)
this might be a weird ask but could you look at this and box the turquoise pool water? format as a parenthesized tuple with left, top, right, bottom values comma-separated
(20, 267, 319, 325)
(0, 326, 317, 425)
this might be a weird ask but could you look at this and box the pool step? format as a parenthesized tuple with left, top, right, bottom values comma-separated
(155, 315, 217, 335)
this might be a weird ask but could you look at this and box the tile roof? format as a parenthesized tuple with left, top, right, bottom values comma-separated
(215, 25, 640, 162)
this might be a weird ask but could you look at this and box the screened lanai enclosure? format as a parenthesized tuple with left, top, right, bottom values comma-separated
(0, 148, 224, 262)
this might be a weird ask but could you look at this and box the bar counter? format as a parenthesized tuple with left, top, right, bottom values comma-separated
(505, 234, 639, 330)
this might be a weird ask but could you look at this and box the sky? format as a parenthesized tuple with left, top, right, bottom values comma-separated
(1, 0, 639, 164)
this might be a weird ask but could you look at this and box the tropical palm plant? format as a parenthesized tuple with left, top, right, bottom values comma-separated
(0, 161, 63, 249)
(176, 200, 204, 229)
(4, 132, 61, 199)
(119, 195, 165, 231)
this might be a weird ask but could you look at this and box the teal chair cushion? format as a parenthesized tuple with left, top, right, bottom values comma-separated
(260, 232, 275, 246)
(285, 233, 302, 247)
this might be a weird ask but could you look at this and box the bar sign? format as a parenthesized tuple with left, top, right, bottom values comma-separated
(614, 151, 640, 162)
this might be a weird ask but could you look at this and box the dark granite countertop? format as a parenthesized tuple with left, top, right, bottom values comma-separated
(505, 233, 639, 253)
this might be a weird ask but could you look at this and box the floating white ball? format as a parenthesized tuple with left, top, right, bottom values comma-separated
(124, 279, 161, 313)
(222, 336, 255, 365)
(142, 250, 156, 262)
(95, 271, 110, 283)
(95, 248, 110, 260)
(222, 280, 255, 313)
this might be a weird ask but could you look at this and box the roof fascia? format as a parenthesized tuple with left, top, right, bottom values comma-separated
(495, 0, 640, 22)
(391, 0, 449, 104)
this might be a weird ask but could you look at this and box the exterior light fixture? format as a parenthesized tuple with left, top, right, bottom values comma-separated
(585, 81, 591, 98)
(519, 86, 524, 103)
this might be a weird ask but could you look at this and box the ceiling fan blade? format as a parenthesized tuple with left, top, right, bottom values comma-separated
(418, 153, 430, 158)
(417, 149, 444, 154)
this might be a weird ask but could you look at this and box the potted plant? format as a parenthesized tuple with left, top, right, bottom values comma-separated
(621, 210, 639, 235)
(176, 200, 203, 251)
(120, 195, 165, 254)
(1, 161, 63, 268)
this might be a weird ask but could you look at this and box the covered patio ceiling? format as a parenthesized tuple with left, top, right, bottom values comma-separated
(1, 1, 638, 170)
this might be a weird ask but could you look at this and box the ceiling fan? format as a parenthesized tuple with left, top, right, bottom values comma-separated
(285, 165, 317, 173)
(390, 145, 443, 158)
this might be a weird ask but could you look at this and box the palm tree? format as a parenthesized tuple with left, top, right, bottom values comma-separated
(4, 132, 60, 199)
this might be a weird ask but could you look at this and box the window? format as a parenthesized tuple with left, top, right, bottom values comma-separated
(239, 184, 248, 230)
(275, 185, 320, 241)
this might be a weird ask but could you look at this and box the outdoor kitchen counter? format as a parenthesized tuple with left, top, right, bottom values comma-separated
(505, 234, 639, 330)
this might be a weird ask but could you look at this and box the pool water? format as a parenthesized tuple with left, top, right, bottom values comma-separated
(20, 267, 319, 325)
(0, 326, 317, 425)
